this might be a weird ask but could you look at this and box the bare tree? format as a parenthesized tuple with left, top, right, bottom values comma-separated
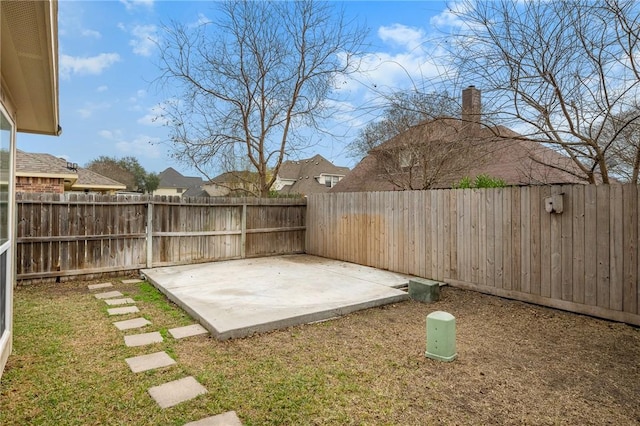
(368, 118, 484, 190)
(156, 0, 366, 197)
(601, 106, 640, 183)
(348, 91, 485, 190)
(347, 91, 458, 161)
(450, 0, 640, 184)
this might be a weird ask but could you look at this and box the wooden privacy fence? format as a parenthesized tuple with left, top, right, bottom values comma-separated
(306, 185, 640, 326)
(16, 193, 306, 282)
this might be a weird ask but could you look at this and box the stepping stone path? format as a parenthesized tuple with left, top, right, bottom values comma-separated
(126, 351, 176, 373)
(148, 376, 207, 409)
(90, 280, 236, 423)
(124, 331, 163, 347)
(114, 317, 151, 330)
(95, 290, 123, 299)
(184, 411, 243, 426)
(88, 282, 113, 290)
(104, 298, 135, 306)
(107, 306, 139, 316)
(169, 324, 208, 339)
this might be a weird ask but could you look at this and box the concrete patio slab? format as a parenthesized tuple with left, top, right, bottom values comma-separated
(124, 331, 163, 347)
(142, 254, 410, 340)
(122, 279, 143, 284)
(88, 282, 113, 290)
(114, 317, 151, 330)
(125, 351, 176, 373)
(94, 290, 123, 299)
(168, 324, 208, 339)
(107, 306, 139, 316)
(184, 411, 243, 426)
(148, 376, 207, 408)
(104, 298, 136, 306)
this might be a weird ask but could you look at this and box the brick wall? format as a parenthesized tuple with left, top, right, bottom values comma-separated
(16, 176, 64, 193)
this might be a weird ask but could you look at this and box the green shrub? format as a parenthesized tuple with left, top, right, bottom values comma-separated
(454, 174, 506, 189)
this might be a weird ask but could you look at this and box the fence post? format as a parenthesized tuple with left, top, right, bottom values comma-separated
(146, 201, 153, 268)
(241, 203, 247, 258)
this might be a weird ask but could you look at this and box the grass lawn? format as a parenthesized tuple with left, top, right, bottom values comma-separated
(1, 277, 639, 425)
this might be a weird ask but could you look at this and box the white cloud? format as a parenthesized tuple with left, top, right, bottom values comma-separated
(76, 102, 111, 118)
(378, 24, 426, 52)
(99, 129, 162, 159)
(81, 29, 101, 39)
(129, 24, 158, 57)
(341, 21, 454, 98)
(189, 13, 212, 28)
(137, 102, 170, 127)
(97, 85, 108, 92)
(60, 53, 120, 78)
(120, 0, 154, 11)
(115, 135, 162, 159)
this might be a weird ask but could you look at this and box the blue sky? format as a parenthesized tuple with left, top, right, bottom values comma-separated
(18, 0, 458, 177)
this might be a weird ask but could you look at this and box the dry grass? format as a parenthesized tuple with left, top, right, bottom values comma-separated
(1, 278, 638, 425)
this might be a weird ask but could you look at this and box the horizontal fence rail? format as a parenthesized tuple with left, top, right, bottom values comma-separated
(16, 193, 306, 282)
(306, 185, 640, 326)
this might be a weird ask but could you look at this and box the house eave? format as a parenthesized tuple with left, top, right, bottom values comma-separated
(71, 183, 127, 191)
(1, 0, 60, 135)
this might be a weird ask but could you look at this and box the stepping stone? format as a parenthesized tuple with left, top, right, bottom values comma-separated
(125, 351, 176, 373)
(148, 376, 207, 409)
(121, 279, 143, 284)
(184, 411, 243, 426)
(88, 282, 113, 290)
(107, 306, 139, 316)
(169, 324, 208, 339)
(124, 331, 163, 347)
(104, 298, 136, 306)
(114, 317, 151, 331)
(95, 290, 123, 300)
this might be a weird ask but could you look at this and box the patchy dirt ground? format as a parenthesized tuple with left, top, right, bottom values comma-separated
(220, 286, 640, 425)
(2, 279, 639, 425)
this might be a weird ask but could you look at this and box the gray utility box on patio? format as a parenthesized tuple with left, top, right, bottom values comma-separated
(408, 278, 441, 303)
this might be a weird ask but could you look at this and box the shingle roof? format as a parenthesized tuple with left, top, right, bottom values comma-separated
(16, 150, 126, 190)
(211, 170, 260, 184)
(16, 150, 76, 177)
(331, 120, 589, 192)
(158, 167, 203, 189)
(73, 167, 127, 190)
(277, 154, 350, 195)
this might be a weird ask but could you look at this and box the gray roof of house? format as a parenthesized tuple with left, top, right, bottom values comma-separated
(158, 167, 204, 189)
(278, 154, 350, 195)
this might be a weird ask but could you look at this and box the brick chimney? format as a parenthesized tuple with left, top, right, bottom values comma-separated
(462, 86, 481, 136)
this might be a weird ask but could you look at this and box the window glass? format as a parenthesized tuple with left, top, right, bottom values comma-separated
(0, 110, 10, 338)
(0, 113, 9, 245)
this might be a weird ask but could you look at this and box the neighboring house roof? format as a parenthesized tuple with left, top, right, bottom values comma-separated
(332, 89, 590, 192)
(16, 150, 76, 181)
(157, 167, 203, 189)
(16, 150, 126, 192)
(183, 188, 209, 197)
(278, 154, 350, 195)
(211, 170, 260, 184)
(206, 171, 261, 196)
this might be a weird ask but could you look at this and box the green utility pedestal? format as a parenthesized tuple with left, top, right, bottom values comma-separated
(408, 278, 440, 302)
(425, 311, 457, 362)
